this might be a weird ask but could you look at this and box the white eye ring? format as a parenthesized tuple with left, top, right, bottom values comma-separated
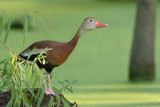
(89, 19, 93, 23)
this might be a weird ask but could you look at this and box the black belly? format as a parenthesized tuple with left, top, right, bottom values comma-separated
(19, 54, 57, 73)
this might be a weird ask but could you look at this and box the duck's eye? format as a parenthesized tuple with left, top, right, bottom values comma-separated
(89, 19, 93, 23)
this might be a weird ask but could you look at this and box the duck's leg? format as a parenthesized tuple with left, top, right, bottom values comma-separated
(40, 70, 46, 86)
(45, 73, 55, 96)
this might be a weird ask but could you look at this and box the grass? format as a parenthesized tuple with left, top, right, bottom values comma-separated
(0, 0, 160, 106)
(64, 84, 160, 106)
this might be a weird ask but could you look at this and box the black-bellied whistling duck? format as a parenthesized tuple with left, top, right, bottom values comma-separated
(19, 17, 108, 96)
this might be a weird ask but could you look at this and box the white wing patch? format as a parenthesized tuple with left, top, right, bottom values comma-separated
(20, 48, 53, 57)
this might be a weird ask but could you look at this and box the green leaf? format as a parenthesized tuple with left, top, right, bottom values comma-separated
(52, 86, 60, 95)
(29, 67, 32, 87)
(52, 86, 60, 106)
(23, 81, 36, 97)
(32, 70, 38, 89)
(13, 98, 18, 107)
(31, 68, 36, 85)
(3, 60, 8, 71)
(71, 80, 78, 85)
(65, 80, 70, 84)
(8, 61, 16, 73)
(23, 14, 29, 36)
(48, 96, 54, 107)
(0, 58, 7, 65)
(19, 89, 32, 106)
(0, 72, 12, 92)
(15, 72, 22, 86)
(55, 95, 60, 107)
(0, 13, 3, 38)
(61, 97, 71, 107)
(35, 64, 43, 83)
(37, 58, 42, 64)
(58, 81, 64, 85)
(2, 61, 8, 75)
(6, 94, 15, 107)
(39, 50, 46, 56)
(37, 86, 45, 107)
(67, 88, 73, 93)
(25, 64, 30, 73)
(34, 87, 42, 104)
(25, 102, 32, 107)
(15, 89, 21, 106)
(27, 47, 35, 60)
(4, 15, 12, 43)
(12, 55, 16, 65)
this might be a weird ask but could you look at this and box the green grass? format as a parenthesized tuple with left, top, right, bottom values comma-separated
(0, 0, 160, 106)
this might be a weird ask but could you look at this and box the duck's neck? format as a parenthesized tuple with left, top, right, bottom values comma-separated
(68, 27, 84, 47)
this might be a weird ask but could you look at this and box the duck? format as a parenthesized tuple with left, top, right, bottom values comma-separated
(19, 17, 108, 95)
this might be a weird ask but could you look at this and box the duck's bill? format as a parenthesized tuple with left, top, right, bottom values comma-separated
(95, 21, 108, 28)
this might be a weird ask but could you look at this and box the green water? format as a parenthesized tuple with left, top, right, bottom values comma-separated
(0, 0, 160, 106)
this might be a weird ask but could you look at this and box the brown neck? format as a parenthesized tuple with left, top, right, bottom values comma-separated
(68, 27, 84, 47)
(64, 27, 84, 56)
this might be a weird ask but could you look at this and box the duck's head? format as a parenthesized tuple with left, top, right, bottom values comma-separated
(80, 17, 108, 32)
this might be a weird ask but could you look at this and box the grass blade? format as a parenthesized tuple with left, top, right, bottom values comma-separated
(0, 71, 12, 92)
(55, 95, 60, 107)
(19, 89, 32, 106)
(34, 86, 42, 104)
(23, 81, 36, 97)
(37, 86, 45, 107)
(15, 89, 21, 106)
(61, 97, 70, 107)
(29, 66, 32, 87)
(4, 15, 11, 43)
(0, 58, 7, 65)
(13, 98, 18, 107)
(2, 61, 8, 75)
(32, 70, 38, 89)
(0, 13, 3, 38)
(23, 14, 29, 36)
(27, 47, 35, 60)
(12, 55, 16, 65)
(52, 86, 60, 107)
(48, 96, 54, 107)
(6, 95, 15, 107)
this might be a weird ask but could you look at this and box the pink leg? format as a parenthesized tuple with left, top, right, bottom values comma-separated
(45, 73, 55, 96)
(40, 70, 46, 86)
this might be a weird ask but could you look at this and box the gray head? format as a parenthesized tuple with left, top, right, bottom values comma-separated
(81, 17, 108, 32)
